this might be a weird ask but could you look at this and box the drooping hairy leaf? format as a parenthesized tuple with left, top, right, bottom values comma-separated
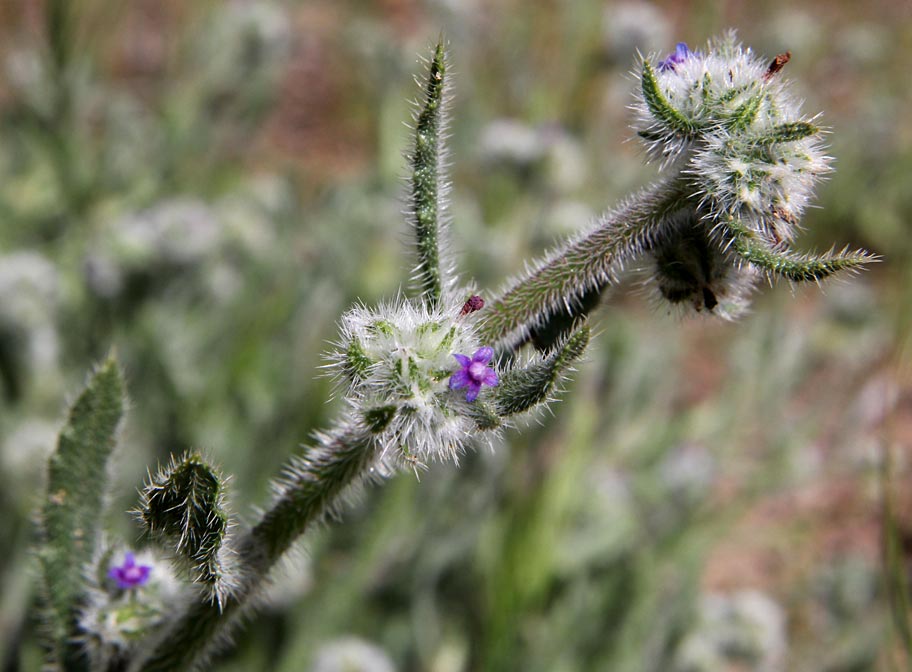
(139, 453, 231, 606)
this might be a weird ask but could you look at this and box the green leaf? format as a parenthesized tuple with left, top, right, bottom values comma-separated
(727, 92, 764, 131)
(640, 61, 700, 137)
(364, 405, 397, 433)
(39, 355, 125, 669)
(725, 217, 874, 282)
(754, 121, 819, 144)
(139, 453, 231, 606)
(409, 40, 449, 308)
(137, 426, 377, 671)
(493, 325, 590, 417)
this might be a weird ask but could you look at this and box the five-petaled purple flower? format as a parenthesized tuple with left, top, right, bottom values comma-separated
(108, 552, 151, 590)
(450, 347, 499, 402)
(659, 42, 694, 71)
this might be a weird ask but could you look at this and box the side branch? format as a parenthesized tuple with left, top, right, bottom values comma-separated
(478, 180, 690, 349)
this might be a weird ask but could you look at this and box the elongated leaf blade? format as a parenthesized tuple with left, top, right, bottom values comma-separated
(39, 355, 125, 667)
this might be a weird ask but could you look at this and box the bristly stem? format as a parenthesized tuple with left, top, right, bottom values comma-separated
(409, 40, 449, 309)
(478, 179, 691, 349)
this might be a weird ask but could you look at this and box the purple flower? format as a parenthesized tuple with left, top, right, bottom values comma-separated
(108, 552, 151, 590)
(449, 347, 499, 402)
(659, 42, 694, 71)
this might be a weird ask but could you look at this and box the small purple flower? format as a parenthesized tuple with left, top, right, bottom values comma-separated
(108, 552, 151, 590)
(449, 347, 499, 402)
(659, 42, 694, 71)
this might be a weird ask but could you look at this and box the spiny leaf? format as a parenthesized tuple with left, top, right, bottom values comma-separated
(409, 40, 449, 309)
(138, 452, 231, 606)
(39, 355, 124, 669)
(493, 325, 590, 417)
(725, 217, 874, 281)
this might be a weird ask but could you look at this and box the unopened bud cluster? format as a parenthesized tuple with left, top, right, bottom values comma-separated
(626, 33, 869, 318)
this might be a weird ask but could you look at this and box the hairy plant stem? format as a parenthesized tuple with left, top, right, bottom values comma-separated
(478, 179, 692, 349)
(137, 426, 377, 672)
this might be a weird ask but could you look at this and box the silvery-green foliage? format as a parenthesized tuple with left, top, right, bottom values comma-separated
(85, 199, 223, 300)
(673, 590, 787, 672)
(0, 252, 62, 399)
(1, 419, 57, 507)
(601, 2, 671, 62)
(192, 0, 292, 116)
(328, 298, 496, 468)
(311, 637, 396, 672)
(126, 41, 588, 672)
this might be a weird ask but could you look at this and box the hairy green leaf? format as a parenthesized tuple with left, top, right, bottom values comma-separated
(409, 40, 449, 308)
(39, 355, 124, 669)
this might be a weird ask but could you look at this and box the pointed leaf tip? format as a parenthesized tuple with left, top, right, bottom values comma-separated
(493, 323, 590, 417)
(641, 60, 699, 136)
(409, 40, 450, 308)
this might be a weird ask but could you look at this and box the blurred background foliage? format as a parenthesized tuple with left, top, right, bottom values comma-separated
(0, 1, 909, 670)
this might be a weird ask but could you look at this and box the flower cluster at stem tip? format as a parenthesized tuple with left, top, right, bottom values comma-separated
(328, 296, 502, 466)
(622, 33, 873, 318)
